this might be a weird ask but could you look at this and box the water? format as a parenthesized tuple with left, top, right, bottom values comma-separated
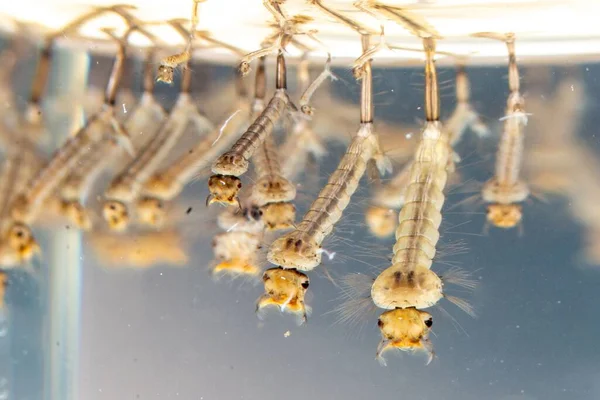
(2, 33, 600, 400)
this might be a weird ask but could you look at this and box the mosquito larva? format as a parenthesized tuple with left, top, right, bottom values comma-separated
(257, 33, 389, 323)
(103, 53, 213, 231)
(339, 38, 475, 365)
(298, 54, 337, 116)
(59, 140, 115, 231)
(208, 53, 293, 207)
(156, 0, 205, 84)
(477, 33, 529, 229)
(366, 61, 485, 238)
(143, 79, 251, 202)
(1, 25, 137, 265)
(267, 35, 387, 272)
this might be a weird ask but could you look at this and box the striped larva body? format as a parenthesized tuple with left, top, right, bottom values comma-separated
(211, 89, 290, 178)
(143, 105, 250, 202)
(208, 53, 291, 207)
(370, 121, 450, 309)
(103, 91, 212, 231)
(268, 125, 382, 271)
(477, 33, 529, 229)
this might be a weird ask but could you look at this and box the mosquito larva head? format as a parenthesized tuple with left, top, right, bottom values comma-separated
(61, 201, 92, 231)
(102, 200, 130, 231)
(267, 235, 320, 271)
(260, 202, 296, 231)
(365, 206, 397, 238)
(212, 152, 249, 176)
(239, 61, 251, 76)
(156, 65, 174, 85)
(300, 104, 314, 116)
(371, 265, 443, 310)
(211, 257, 261, 278)
(253, 176, 297, 204)
(136, 197, 166, 228)
(5, 222, 40, 264)
(207, 174, 242, 206)
(376, 308, 434, 366)
(352, 65, 364, 80)
(256, 267, 310, 324)
(486, 203, 522, 229)
(144, 174, 182, 199)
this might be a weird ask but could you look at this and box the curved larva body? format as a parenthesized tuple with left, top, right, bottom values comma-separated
(371, 121, 450, 310)
(143, 105, 250, 201)
(105, 94, 209, 203)
(268, 125, 380, 271)
(11, 108, 119, 224)
(123, 92, 166, 154)
(482, 95, 529, 206)
(211, 89, 289, 177)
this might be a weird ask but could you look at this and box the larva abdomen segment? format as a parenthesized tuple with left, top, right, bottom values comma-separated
(298, 135, 372, 244)
(212, 90, 288, 177)
(393, 217, 440, 262)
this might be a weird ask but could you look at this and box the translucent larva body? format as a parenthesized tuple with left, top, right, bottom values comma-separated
(479, 34, 529, 229)
(268, 126, 381, 271)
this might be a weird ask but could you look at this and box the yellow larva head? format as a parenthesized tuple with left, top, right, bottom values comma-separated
(5, 222, 40, 263)
(207, 174, 242, 207)
(238, 61, 251, 76)
(371, 265, 443, 310)
(487, 203, 522, 228)
(260, 202, 296, 231)
(211, 258, 261, 278)
(256, 267, 310, 325)
(61, 201, 92, 231)
(102, 200, 130, 231)
(156, 65, 174, 84)
(267, 235, 320, 271)
(376, 308, 434, 365)
(136, 197, 166, 228)
(365, 206, 397, 238)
